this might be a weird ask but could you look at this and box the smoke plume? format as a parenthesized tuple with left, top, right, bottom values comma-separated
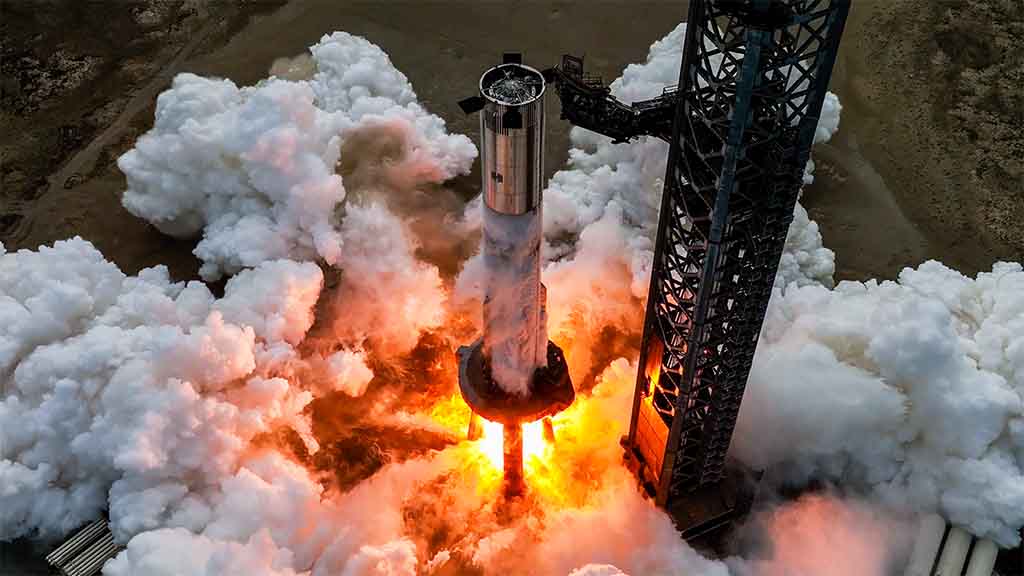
(729, 494, 915, 576)
(735, 260, 1024, 545)
(119, 32, 476, 281)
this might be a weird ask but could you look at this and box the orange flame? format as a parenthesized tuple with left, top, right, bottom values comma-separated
(476, 419, 548, 472)
(426, 391, 567, 496)
(479, 419, 504, 469)
(424, 355, 636, 507)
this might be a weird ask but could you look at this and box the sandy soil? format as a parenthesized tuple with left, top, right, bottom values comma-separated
(803, 0, 1023, 280)
(3, 0, 1020, 284)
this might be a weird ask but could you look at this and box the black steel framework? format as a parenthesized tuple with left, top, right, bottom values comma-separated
(631, 0, 850, 506)
(547, 55, 678, 144)
(549, 0, 850, 527)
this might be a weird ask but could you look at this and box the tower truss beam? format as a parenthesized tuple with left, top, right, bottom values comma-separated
(625, 0, 850, 514)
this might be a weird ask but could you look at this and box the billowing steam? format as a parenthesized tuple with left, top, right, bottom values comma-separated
(1, 21, 1021, 576)
(118, 32, 476, 281)
(0, 239, 324, 543)
(535, 22, 1024, 550)
(736, 260, 1024, 545)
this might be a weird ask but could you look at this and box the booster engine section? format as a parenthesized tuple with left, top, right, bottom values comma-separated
(457, 56, 574, 496)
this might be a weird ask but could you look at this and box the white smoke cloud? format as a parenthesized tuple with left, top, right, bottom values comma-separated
(121, 32, 468, 362)
(119, 32, 475, 281)
(324, 349, 374, 397)
(777, 202, 836, 289)
(103, 528, 301, 576)
(0, 238, 439, 575)
(728, 494, 914, 576)
(804, 91, 842, 187)
(103, 451, 427, 576)
(329, 202, 447, 359)
(568, 566, 629, 576)
(736, 260, 1024, 545)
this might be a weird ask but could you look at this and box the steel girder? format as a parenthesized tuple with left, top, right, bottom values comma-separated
(626, 0, 850, 506)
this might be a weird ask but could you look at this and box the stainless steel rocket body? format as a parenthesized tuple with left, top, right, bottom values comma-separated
(479, 64, 546, 215)
(478, 64, 548, 396)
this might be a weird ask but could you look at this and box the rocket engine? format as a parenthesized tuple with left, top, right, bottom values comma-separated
(457, 54, 574, 496)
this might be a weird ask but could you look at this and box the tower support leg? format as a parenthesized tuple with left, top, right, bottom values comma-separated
(503, 422, 524, 497)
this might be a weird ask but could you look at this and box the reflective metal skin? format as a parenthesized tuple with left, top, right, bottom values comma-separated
(479, 64, 545, 215)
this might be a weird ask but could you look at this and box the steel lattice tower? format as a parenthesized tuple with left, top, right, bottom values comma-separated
(624, 0, 850, 520)
(537, 0, 849, 537)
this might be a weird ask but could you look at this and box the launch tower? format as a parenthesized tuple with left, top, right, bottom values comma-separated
(547, 0, 850, 537)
